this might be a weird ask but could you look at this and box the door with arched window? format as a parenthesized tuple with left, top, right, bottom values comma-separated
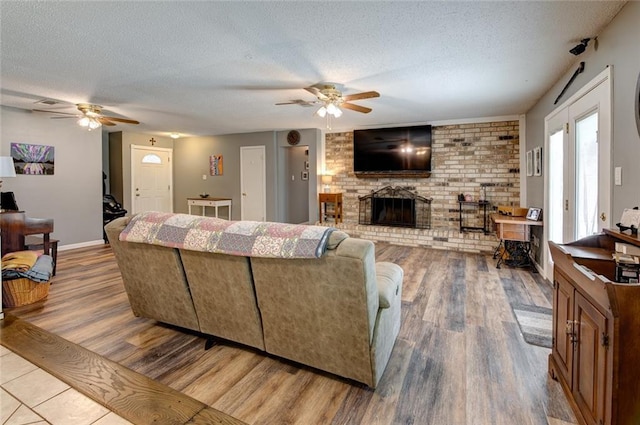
(131, 145, 173, 214)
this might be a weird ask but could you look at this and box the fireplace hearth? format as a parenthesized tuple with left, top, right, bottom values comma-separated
(359, 186, 431, 229)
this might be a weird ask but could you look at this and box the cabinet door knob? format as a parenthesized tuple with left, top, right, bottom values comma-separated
(565, 320, 573, 334)
(600, 212, 606, 221)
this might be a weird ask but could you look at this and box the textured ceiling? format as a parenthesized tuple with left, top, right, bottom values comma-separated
(0, 1, 627, 137)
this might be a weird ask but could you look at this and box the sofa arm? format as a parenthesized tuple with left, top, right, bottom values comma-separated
(376, 262, 402, 308)
(370, 260, 403, 387)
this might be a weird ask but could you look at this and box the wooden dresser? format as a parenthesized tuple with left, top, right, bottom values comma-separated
(548, 229, 640, 425)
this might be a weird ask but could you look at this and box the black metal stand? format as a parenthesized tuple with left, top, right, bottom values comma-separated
(495, 240, 536, 271)
(459, 201, 490, 233)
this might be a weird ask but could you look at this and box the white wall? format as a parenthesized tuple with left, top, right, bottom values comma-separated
(0, 106, 103, 246)
(525, 2, 640, 222)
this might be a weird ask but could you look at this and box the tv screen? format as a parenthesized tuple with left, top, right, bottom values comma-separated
(353, 125, 432, 176)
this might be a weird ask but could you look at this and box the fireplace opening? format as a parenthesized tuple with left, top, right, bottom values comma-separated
(359, 186, 431, 229)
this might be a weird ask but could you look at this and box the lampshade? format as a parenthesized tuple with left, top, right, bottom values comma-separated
(321, 174, 333, 193)
(0, 156, 16, 178)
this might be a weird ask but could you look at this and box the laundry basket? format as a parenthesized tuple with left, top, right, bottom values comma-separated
(2, 277, 50, 307)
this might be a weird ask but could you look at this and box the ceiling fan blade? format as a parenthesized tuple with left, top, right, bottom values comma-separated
(100, 116, 139, 125)
(32, 109, 78, 116)
(98, 117, 116, 126)
(304, 86, 328, 100)
(342, 91, 380, 102)
(276, 99, 317, 107)
(341, 102, 372, 114)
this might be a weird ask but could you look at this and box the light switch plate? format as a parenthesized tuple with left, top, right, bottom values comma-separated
(615, 167, 622, 185)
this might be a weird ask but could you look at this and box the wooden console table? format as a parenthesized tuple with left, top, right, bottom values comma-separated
(319, 193, 343, 224)
(490, 213, 543, 269)
(187, 198, 232, 219)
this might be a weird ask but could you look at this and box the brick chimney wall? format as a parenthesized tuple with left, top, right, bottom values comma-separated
(324, 120, 520, 252)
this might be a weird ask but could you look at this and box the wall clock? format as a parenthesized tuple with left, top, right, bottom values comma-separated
(287, 130, 301, 146)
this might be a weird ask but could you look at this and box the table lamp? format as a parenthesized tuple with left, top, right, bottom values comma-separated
(0, 156, 16, 318)
(0, 156, 16, 212)
(321, 175, 332, 193)
(0, 156, 16, 190)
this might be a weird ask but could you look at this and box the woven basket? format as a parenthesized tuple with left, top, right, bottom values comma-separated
(2, 278, 50, 307)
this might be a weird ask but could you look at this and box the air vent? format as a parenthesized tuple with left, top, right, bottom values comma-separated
(35, 99, 62, 106)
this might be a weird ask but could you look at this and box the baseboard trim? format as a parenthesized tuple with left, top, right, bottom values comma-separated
(58, 239, 105, 251)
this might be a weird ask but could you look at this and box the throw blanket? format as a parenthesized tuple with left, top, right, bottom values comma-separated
(2, 254, 53, 283)
(2, 250, 39, 272)
(120, 212, 335, 259)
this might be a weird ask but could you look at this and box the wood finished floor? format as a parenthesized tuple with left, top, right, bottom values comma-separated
(2, 243, 578, 425)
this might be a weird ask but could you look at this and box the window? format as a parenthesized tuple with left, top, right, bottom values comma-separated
(141, 153, 161, 164)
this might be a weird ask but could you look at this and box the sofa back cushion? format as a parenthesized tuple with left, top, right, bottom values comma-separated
(179, 249, 265, 350)
(105, 217, 200, 331)
(250, 237, 380, 386)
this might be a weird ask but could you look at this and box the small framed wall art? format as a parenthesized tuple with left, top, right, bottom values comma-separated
(210, 154, 223, 176)
(526, 150, 533, 176)
(533, 147, 542, 176)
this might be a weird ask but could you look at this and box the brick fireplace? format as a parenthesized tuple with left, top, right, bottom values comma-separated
(359, 186, 432, 229)
(324, 120, 520, 253)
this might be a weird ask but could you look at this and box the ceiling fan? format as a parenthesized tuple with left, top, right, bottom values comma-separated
(276, 84, 380, 115)
(33, 103, 139, 129)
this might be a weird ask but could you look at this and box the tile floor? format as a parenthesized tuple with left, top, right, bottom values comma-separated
(0, 345, 132, 425)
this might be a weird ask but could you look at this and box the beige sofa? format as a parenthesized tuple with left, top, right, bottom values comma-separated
(105, 215, 402, 388)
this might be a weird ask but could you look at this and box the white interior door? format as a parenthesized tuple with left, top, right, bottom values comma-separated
(131, 146, 173, 214)
(544, 68, 611, 280)
(240, 146, 266, 221)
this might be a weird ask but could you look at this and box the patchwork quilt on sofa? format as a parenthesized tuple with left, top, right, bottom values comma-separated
(119, 211, 335, 259)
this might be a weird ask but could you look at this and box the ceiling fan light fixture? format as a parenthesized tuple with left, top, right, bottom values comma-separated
(316, 106, 327, 118)
(333, 106, 343, 118)
(88, 119, 101, 130)
(78, 115, 101, 130)
(326, 103, 337, 115)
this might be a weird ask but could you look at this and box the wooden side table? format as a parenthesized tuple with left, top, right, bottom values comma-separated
(319, 193, 343, 224)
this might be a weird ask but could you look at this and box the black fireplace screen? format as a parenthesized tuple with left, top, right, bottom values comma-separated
(359, 186, 432, 229)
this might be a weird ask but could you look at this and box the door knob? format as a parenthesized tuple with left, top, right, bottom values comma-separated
(242, 193, 247, 196)
(600, 212, 606, 221)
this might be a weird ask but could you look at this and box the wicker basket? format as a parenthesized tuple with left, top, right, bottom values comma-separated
(2, 278, 50, 307)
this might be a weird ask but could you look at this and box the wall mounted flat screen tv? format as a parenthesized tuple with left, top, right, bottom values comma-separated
(353, 125, 432, 177)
